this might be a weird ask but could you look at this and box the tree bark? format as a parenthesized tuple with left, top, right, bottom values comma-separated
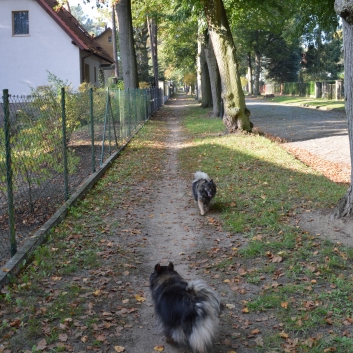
(254, 50, 261, 95)
(204, 0, 252, 132)
(147, 16, 158, 87)
(205, 39, 221, 116)
(200, 37, 212, 108)
(197, 35, 202, 102)
(115, 0, 139, 89)
(247, 52, 253, 95)
(111, 5, 119, 79)
(332, 0, 353, 219)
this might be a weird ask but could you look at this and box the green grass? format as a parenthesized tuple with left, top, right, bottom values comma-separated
(179, 105, 353, 352)
(265, 95, 345, 110)
(1, 97, 352, 353)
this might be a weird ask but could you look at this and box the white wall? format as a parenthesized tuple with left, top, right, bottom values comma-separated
(0, 0, 81, 95)
(82, 54, 103, 88)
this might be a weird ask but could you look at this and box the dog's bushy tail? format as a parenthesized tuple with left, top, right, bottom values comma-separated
(193, 171, 210, 183)
(186, 280, 220, 353)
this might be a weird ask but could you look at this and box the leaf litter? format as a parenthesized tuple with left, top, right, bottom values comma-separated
(1, 95, 353, 353)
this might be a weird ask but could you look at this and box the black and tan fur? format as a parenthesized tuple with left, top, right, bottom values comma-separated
(192, 171, 217, 216)
(150, 262, 220, 353)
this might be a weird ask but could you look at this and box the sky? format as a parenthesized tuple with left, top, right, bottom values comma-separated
(67, 0, 112, 26)
(68, 0, 102, 19)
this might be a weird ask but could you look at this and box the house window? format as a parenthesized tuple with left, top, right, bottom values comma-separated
(108, 36, 112, 43)
(94, 67, 97, 83)
(13, 11, 29, 35)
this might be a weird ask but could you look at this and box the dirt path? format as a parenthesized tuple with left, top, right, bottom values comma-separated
(111, 96, 353, 352)
(3, 95, 353, 353)
(115, 96, 270, 353)
(126, 98, 216, 352)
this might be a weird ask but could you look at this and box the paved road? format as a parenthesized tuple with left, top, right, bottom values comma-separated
(246, 98, 351, 167)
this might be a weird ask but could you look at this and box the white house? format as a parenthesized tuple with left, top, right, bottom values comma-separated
(0, 0, 115, 95)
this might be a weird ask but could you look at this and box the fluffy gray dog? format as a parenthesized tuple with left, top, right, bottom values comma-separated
(192, 171, 217, 215)
(150, 262, 220, 353)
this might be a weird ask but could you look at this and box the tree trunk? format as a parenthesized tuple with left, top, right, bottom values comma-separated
(331, 0, 353, 219)
(205, 39, 221, 116)
(247, 52, 253, 95)
(115, 0, 138, 89)
(254, 50, 261, 95)
(197, 35, 202, 102)
(200, 37, 212, 108)
(111, 5, 119, 79)
(204, 0, 252, 132)
(147, 16, 158, 87)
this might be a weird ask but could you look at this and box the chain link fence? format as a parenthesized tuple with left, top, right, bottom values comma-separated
(0, 87, 163, 265)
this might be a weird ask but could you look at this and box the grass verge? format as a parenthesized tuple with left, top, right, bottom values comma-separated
(179, 108, 353, 352)
(264, 95, 345, 111)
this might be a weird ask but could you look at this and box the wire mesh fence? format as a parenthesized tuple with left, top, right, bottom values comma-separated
(0, 87, 163, 265)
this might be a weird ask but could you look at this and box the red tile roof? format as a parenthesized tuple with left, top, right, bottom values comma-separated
(36, 0, 114, 63)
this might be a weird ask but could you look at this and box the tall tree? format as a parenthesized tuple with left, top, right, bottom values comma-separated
(332, 0, 353, 218)
(134, 21, 151, 83)
(70, 4, 96, 33)
(199, 30, 212, 107)
(300, 29, 343, 81)
(147, 16, 159, 87)
(115, 0, 139, 88)
(204, 0, 252, 132)
(229, 0, 296, 95)
(205, 34, 221, 116)
(264, 37, 301, 83)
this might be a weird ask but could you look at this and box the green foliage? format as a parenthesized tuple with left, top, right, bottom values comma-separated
(264, 38, 301, 83)
(134, 21, 153, 84)
(301, 30, 343, 81)
(0, 73, 106, 209)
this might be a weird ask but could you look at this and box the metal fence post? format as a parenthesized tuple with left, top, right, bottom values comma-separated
(145, 89, 148, 121)
(127, 88, 131, 136)
(134, 89, 137, 128)
(61, 88, 69, 201)
(3, 89, 17, 256)
(90, 87, 96, 172)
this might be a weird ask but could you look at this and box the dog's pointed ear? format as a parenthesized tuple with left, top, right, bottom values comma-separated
(168, 262, 174, 270)
(210, 179, 213, 182)
(155, 263, 162, 273)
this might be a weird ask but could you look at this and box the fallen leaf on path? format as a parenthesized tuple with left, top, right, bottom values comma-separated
(226, 304, 235, 309)
(59, 334, 68, 342)
(281, 302, 288, 309)
(154, 346, 164, 351)
(135, 294, 146, 302)
(271, 256, 283, 263)
(36, 339, 47, 350)
(114, 346, 125, 352)
(254, 336, 264, 347)
(279, 331, 289, 339)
